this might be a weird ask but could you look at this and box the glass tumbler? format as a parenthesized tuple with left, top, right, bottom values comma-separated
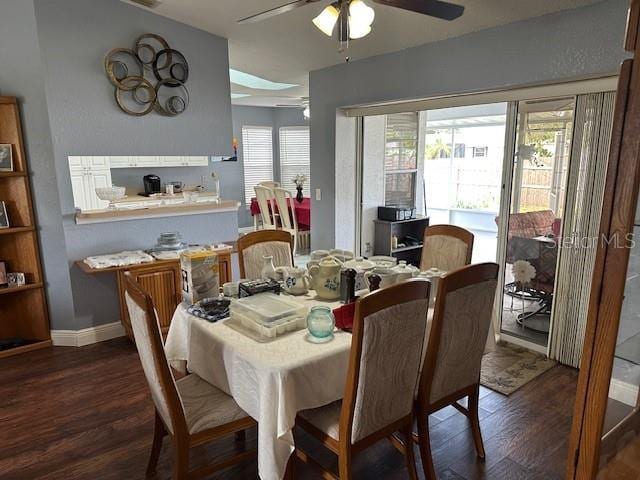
(306, 306, 335, 343)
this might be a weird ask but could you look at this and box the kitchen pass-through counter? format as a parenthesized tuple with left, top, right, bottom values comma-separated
(75, 193, 240, 224)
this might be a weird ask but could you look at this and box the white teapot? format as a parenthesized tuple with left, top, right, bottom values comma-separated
(308, 256, 342, 300)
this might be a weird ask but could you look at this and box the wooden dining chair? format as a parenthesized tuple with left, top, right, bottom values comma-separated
(420, 224, 474, 271)
(273, 187, 299, 255)
(254, 185, 277, 230)
(123, 273, 256, 480)
(415, 262, 499, 479)
(236, 230, 295, 280)
(293, 280, 431, 480)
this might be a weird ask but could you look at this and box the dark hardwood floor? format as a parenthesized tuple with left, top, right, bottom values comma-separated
(0, 338, 578, 479)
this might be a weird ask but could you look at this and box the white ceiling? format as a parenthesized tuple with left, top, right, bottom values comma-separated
(126, 0, 603, 107)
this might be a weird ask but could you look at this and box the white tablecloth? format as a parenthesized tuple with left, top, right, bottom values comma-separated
(165, 294, 351, 480)
(164, 291, 495, 480)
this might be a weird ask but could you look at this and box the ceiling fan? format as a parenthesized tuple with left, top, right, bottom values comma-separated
(238, 0, 464, 52)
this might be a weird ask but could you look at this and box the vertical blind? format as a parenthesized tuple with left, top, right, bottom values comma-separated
(242, 126, 274, 204)
(549, 92, 615, 367)
(279, 126, 311, 196)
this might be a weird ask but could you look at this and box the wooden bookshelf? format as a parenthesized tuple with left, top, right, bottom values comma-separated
(0, 96, 51, 357)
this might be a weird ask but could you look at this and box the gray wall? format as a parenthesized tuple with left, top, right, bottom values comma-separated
(0, 0, 76, 327)
(309, 0, 629, 250)
(30, 0, 239, 330)
(232, 105, 308, 228)
(0, 0, 241, 331)
(0, 0, 306, 331)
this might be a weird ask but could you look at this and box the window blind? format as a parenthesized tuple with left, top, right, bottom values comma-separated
(384, 112, 418, 207)
(242, 126, 274, 204)
(279, 126, 311, 196)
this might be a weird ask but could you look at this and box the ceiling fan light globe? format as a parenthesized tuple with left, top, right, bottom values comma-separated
(312, 5, 339, 36)
(348, 19, 372, 39)
(303, 106, 310, 119)
(349, 0, 375, 26)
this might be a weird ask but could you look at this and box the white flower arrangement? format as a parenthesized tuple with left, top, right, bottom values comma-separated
(293, 174, 307, 187)
(512, 260, 536, 285)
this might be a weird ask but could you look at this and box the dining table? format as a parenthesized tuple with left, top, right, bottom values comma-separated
(164, 284, 494, 480)
(250, 196, 311, 230)
(165, 293, 350, 480)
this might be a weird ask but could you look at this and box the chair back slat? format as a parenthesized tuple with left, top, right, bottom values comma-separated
(237, 230, 295, 279)
(124, 274, 187, 436)
(420, 224, 474, 271)
(420, 263, 499, 406)
(254, 185, 276, 229)
(273, 188, 298, 231)
(341, 280, 430, 444)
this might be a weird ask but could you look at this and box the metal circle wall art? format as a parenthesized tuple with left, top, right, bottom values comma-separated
(104, 34, 189, 117)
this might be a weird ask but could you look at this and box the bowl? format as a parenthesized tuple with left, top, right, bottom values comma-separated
(95, 186, 126, 209)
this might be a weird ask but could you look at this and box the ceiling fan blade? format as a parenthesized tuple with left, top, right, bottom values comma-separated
(371, 0, 464, 21)
(238, 0, 323, 24)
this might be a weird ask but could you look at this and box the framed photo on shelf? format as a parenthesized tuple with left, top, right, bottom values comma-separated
(0, 261, 7, 286)
(0, 201, 9, 228)
(0, 144, 13, 172)
(7, 272, 26, 287)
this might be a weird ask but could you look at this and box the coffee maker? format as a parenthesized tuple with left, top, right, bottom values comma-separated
(143, 175, 161, 196)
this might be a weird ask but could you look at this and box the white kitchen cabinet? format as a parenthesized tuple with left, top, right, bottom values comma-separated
(89, 156, 111, 170)
(160, 156, 183, 167)
(68, 156, 112, 211)
(111, 156, 161, 168)
(88, 169, 112, 210)
(70, 170, 88, 209)
(68, 156, 85, 171)
(160, 155, 208, 167)
(109, 156, 130, 168)
(188, 156, 209, 166)
(131, 156, 160, 167)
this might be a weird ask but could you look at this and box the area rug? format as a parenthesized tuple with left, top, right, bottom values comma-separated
(480, 342, 557, 396)
(616, 333, 640, 366)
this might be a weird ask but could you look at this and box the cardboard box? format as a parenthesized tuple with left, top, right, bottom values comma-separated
(180, 250, 219, 304)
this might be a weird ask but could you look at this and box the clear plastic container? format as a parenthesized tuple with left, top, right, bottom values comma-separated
(228, 310, 306, 341)
(230, 293, 307, 326)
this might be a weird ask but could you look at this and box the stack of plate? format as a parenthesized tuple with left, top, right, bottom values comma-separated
(153, 232, 187, 251)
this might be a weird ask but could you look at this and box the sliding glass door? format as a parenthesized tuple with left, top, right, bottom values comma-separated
(355, 90, 613, 356)
(423, 103, 508, 263)
(500, 98, 575, 347)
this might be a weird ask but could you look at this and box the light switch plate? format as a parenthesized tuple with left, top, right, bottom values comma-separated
(315, 188, 321, 201)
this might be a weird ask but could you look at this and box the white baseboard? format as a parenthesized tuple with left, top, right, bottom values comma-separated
(609, 378, 640, 407)
(51, 321, 126, 347)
